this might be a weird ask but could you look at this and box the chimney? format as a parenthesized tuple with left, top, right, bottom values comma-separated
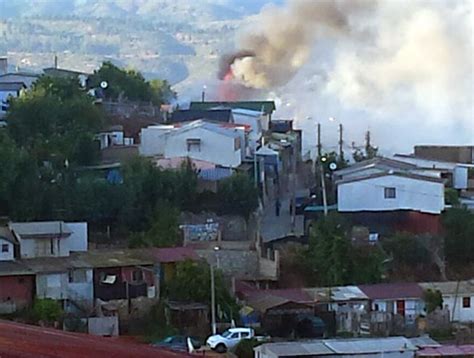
(0, 58, 7, 75)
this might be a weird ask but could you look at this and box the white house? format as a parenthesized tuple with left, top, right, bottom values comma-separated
(0, 227, 16, 261)
(0, 82, 26, 117)
(420, 281, 474, 323)
(9, 221, 88, 259)
(359, 283, 425, 324)
(337, 172, 445, 214)
(232, 108, 263, 154)
(140, 120, 243, 168)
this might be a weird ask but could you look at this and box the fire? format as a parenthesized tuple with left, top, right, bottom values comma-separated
(223, 68, 234, 81)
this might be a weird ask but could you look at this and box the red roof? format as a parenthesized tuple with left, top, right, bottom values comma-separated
(417, 345, 474, 356)
(358, 283, 424, 300)
(0, 320, 187, 358)
(152, 247, 199, 263)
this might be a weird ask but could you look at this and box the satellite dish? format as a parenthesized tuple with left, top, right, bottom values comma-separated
(329, 162, 338, 171)
(100, 81, 108, 89)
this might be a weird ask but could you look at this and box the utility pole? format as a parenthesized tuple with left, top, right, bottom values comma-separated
(317, 123, 322, 158)
(338, 123, 344, 161)
(210, 263, 216, 335)
(365, 130, 371, 153)
(320, 160, 328, 216)
(290, 144, 297, 232)
(201, 85, 207, 102)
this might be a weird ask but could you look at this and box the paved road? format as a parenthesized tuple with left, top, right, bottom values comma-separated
(260, 190, 305, 243)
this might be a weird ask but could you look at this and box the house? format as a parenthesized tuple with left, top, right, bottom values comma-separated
(232, 108, 263, 153)
(79, 249, 158, 305)
(393, 154, 474, 190)
(336, 171, 445, 235)
(139, 120, 244, 168)
(189, 100, 276, 131)
(22, 255, 94, 312)
(359, 283, 425, 324)
(152, 247, 199, 284)
(0, 261, 35, 314)
(305, 286, 370, 334)
(420, 281, 474, 323)
(97, 125, 134, 149)
(9, 221, 88, 259)
(0, 82, 26, 117)
(0, 227, 17, 261)
(0, 72, 39, 88)
(43, 67, 89, 87)
(254, 336, 417, 358)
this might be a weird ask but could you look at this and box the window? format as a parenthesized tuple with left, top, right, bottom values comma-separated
(241, 331, 250, 338)
(132, 270, 143, 283)
(230, 333, 239, 339)
(384, 187, 396, 199)
(186, 138, 201, 152)
(463, 297, 471, 308)
(1, 244, 8, 253)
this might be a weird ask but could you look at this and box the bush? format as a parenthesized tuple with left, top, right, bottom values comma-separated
(32, 299, 63, 323)
(233, 338, 262, 358)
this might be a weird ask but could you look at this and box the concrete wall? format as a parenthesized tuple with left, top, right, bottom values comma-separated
(197, 249, 259, 278)
(442, 294, 474, 322)
(338, 175, 444, 214)
(36, 273, 68, 300)
(88, 316, 119, 336)
(139, 126, 170, 156)
(0, 238, 14, 261)
(20, 237, 69, 258)
(65, 222, 88, 252)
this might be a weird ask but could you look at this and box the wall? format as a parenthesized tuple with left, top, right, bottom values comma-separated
(67, 268, 93, 304)
(164, 126, 241, 168)
(0, 238, 14, 261)
(442, 294, 474, 322)
(20, 237, 69, 258)
(338, 175, 444, 214)
(0, 275, 35, 313)
(36, 273, 68, 300)
(65, 222, 88, 252)
(139, 126, 171, 156)
(453, 166, 468, 189)
(371, 299, 423, 323)
(88, 316, 119, 336)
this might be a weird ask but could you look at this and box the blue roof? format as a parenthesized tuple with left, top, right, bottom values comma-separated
(198, 167, 233, 181)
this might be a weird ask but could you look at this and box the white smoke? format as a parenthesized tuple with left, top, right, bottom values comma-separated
(235, 0, 473, 154)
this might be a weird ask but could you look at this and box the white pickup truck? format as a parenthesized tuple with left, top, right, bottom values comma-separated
(206, 327, 257, 353)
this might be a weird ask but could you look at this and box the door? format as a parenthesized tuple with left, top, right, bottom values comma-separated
(227, 332, 240, 349)
(396, 300, 405, 316)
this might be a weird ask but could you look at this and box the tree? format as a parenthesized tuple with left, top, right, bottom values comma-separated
(383, 232, 431, 267)
(166, 260, 239, 321)
(444, 188, 460, 207)
(32, 298, 63, 324)
(7, 75, 103, 167)
(234, 338, 262, 358)
(88, 61, 175, 105)
(217, 173, 259, 219)
(424, 289, 443, 314)
(443, 208, 474, 266)
(129, 205, 181, 248)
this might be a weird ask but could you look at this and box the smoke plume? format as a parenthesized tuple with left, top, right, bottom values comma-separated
(226, 0, 376, 89)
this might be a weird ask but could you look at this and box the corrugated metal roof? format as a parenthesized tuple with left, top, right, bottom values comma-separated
(257, 341, 333, 356)
(420, 281, 474, 295)
(409, 336, 441, 348)
(324, 337, 416, 354)
(198, 167, 233, 181)
(190, 101, 276, 115)
(10, 221, 72, 238)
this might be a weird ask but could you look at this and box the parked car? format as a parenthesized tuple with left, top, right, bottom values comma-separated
(206, 327, 269, 353)
(152, 335, 201, 352)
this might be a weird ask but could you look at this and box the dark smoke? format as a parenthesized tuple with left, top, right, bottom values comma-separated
(218, 50, 255, 80)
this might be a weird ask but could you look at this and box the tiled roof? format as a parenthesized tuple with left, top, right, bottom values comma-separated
(358, 283, 424, 300)
(0, 320, 187, 357)
(151, 247, 199, 263)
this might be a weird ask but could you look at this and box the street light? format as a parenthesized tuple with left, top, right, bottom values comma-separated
(202, 85, 207, 102)
(210, 246, 220, 335)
